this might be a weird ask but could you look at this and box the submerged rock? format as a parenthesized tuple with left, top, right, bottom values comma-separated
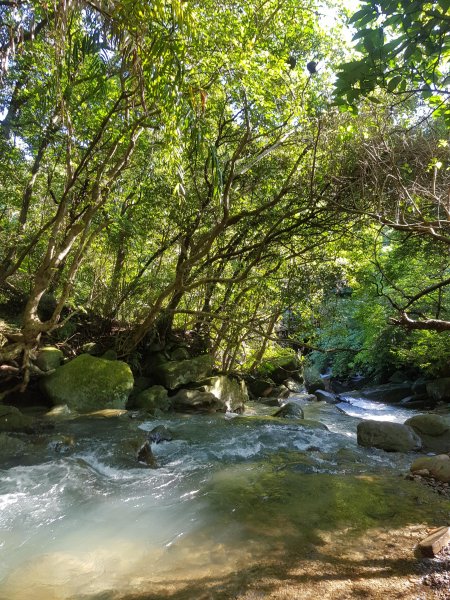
(357, 420, 422, 452)
(40, 354, 134, 412)
(272, 403, 304, 419)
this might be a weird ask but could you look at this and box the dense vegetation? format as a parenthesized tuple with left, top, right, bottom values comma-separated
(0, 0, 449, 392)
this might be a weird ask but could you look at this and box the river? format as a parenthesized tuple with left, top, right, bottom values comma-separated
(0, 393, 449, 599)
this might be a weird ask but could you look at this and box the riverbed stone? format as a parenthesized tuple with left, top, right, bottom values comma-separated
(272, 402, 304, 419)
(246, 378, 275, 398)
(133, 385, 171, 414)
(411, 455, 450, 483)
(171, 388, 224, 412)
(34, 346, 64, 372)
(357, 420, 422, 452)
(40, 354, 134, 412)
(427, 378, 450, 402)
(153, 354, 213, 389)
(0, 405, 34, 433)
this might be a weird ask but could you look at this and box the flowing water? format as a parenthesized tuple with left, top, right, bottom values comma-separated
(1, 394, 449, 599)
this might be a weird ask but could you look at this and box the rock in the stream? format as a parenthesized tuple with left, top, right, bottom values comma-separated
(40, 354, 134, 412)
(405, 414, 450, 453)
(411, 455, 450, 483)
(0, 405, 35, 433)
(272, 402, 304, 419)
(148, 425, 174, 444)
(137, 441, 157, 467)
(196, 375, 249, 413)
(152, 354, 213, 389)
(360, 382, 413, 403)
(315, 390, 339, 404)
(246, 378, 275, 398)
(171, 388, 224, 412)
(132, 385, 171, 414)
(357, 420, 422, 452)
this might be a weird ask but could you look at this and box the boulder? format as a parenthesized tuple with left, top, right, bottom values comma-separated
(405, 414, 450, 436)
(427, 378, 450, 402)
(361, 382, 413, 403)
(405, 414, 450, 453)
(284, 378, 305, 393)
(132, 385, 171, 414)
(153, 354, 213, 389)
(272, 402, 304, 419)
(33, 347, 63, 372)
(171, 388, 224, 412)
(0, 433, 28, 458)
(411, 378, 428, 396)
(303, 365, 325, 393)
(0, 405, 34, 433)
(315, 390, 339, 404)
(101, 349, 117, 361)
(357, 420, 422, 452)
(199, 375, 248, 413)
(40, 354, 134, 412)
(411, 455, 450, 483)
(246, 378, 275, 398)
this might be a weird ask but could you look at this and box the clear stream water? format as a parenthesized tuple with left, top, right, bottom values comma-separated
(0, 394, 449, 599)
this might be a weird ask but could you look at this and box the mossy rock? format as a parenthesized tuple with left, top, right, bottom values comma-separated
(0, 405, 35, 433)
(357, 420, 422, 452)
(40, 354, 134, 412)
(34, 346, 63, 372)
(405, 414, 450, 437)
(272, 403, 304, 419)
(133, 385, 171, 414)
(153, 354, 213, 389)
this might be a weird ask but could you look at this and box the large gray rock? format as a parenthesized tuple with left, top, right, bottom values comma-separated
(272, 402, 304, 419)
(199, 375, 248, 413)
(133, 385, 171, 414)
(405, 414, 450, 436)
(0, 405, 34, 433)
(246, 378, 275, 398)
(41, 354, 134, 412)
(153, 355, 213, 389)
(33, 346, 63, 372)
(357, 420, 422, 452)
(405, 414, 450, 453)
(360, 383, 413, 403)
(171, 388, 224, 412)
(427, 378, 450, 402)
(411, 455, 450, 483)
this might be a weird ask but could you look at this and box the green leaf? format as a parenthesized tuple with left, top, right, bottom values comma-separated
(387, 75, 402, 92)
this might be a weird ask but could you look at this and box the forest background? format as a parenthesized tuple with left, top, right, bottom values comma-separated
(0, 0, 449, 392)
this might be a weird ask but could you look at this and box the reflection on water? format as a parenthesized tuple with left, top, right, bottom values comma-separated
(0, 396, 449, 599)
